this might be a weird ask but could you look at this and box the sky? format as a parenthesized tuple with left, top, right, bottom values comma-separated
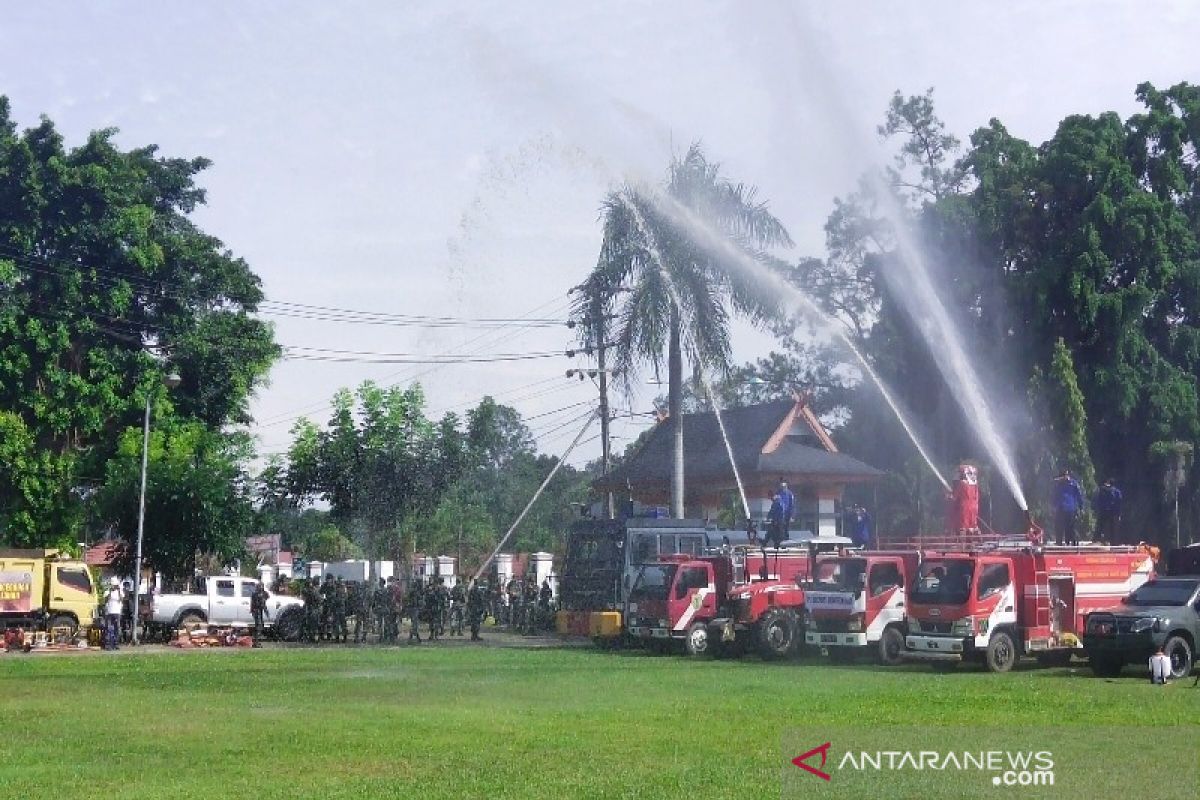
(2, 1, 1198, 467)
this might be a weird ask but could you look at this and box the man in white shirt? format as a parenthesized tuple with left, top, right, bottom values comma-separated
(103, 578, 123, 651)
(1148, 646, 1171, 684)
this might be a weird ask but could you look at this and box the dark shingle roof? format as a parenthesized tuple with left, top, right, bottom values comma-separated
(597, 399, 882, 488)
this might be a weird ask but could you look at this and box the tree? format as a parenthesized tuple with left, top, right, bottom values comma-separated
(0, 97, 278, 547)
(284, 382, 467, 567)
(1028, 338, 1097, 523)
(577, 144, 792, 517)
(92, 419, 254, 580)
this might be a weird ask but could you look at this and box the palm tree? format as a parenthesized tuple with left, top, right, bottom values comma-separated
(574, 144, 792, 518)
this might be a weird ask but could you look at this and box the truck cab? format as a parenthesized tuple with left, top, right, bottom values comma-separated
(0, 549, 97, 634)
(804, 551, 918, 665)
(626, 558, 720, 654)
(904, 553, 1019, 671)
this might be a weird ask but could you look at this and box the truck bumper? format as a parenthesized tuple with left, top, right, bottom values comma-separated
(1082, 634, 1155, 662)
(904, 635, 968, 661)
(628, 625, 674, 640)
(806, 631, 868, 648)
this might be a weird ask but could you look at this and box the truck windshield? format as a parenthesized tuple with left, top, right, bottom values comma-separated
(813, 558, 866, 592)
(1122, 579, 1200, 607)
(629, 565, 676, 602)
(911, 560, 974, 605)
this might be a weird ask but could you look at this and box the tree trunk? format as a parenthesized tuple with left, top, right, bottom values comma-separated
(669, 308, 685, 519)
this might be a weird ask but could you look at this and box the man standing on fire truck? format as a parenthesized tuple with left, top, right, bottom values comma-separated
(1052, 468, 1085, 545)
(1093, 478, 1123, 543)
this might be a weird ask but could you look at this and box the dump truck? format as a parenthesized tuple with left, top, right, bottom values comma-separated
(0, 548, 97, 635)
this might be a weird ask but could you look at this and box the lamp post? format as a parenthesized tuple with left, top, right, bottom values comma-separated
(131, 372, 181, 645)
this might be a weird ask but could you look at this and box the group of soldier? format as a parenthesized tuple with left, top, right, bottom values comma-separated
(290, 573, 554, 645)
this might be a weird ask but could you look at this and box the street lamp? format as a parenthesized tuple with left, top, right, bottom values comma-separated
(131, 372, 181, 645)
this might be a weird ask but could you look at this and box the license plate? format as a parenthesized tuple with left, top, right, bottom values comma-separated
(928, 641, 939, 649)
(820, 634, 837, 643)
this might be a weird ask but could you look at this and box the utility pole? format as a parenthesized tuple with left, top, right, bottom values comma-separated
(596, 323, 614, 519)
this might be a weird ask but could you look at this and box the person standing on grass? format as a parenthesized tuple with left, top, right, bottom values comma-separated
(1093, 478, 1123, 543)
(1052, 468, 1084, 546)
(102, 578, 123, 651)
(467, 579, 487, 641)
(250, 582, 269, 647)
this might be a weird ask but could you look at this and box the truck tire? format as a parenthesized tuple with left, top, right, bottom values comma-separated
(274, 608, 304, 642)
(177, 611, 206, 629)
(985, 630, 1017, 673)
(756, 608, 796, 661)
(685, 622, 709, 657)
(1163, 635, 1194, 680)
(1088, 653, 1123, 678)
(47, 614, 78, 637)
(878, 626, 905, 667)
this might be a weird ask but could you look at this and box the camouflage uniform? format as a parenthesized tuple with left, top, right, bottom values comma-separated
(448, 582, 466, 636)
(406, 579, 424, 643)
(373, 578, 390, 641)
(301, 578, 321, 643)
(427, 577, 447, 641)
(506, 578, 521, 630)
(467, 581, 487, 641)
(250, 583, 269, 647)
(332, 578, 349, 643)
(522, 579, 539, 634)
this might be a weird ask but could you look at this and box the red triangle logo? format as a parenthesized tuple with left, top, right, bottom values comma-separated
(791, 741, 832, 781)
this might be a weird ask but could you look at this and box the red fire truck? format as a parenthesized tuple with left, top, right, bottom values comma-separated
(902, 543, 1155, 672)
(803, 551, 922, 665)
(625, 538, 852, 660)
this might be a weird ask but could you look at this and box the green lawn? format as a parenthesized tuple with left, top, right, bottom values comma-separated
(0, 640, 1194, 799)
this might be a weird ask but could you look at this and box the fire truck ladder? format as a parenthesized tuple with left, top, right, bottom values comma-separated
(1032, 556, 1050, 630)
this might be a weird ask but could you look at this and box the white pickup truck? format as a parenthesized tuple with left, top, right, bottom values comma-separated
(149, 575, 304, 641)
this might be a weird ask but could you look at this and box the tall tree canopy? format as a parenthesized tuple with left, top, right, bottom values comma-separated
(575, 143, 791, 517)
(0, 97, 277, 548)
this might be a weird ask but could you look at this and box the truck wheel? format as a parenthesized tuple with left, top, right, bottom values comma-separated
(47, 614, 77, 637)
(878, 627, 905, 667)
(756, 608, 796, 661)
(1088, 654, 1123, 678)
(178, 611, 205, 629)
(1163, 635, 1194, 680)
(274, 608, 303, 642)
(985, 631, 1017, 673)
(685, 622, 709, 657)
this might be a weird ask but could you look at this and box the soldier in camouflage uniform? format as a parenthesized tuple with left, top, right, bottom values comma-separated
(373, 578, 390, 642)
(506, 577, 521, 630)
(522, 577, 540, 635)
(448, 580, 466, 636)
(406, 577, 424, 643)
(301, 577, 321, 644)
(427, 577, 447, 641)
(467, 579, 487, 641)
(332, 577, 349, 643)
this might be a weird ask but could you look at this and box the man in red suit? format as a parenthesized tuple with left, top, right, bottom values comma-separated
(946, 464, 980, 537)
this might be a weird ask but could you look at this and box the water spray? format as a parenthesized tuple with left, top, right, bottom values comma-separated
(642, 188, 950, 492)
(869, 176, 1028, 511)
(623, 190, 753, 518)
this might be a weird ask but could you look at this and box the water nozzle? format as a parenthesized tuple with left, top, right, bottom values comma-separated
(1023, 510, 1044, 546)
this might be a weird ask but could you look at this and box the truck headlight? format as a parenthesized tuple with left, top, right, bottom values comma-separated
(951, 618, 975, 636)
(1132, 617, 1158, 634)
(846, 617, 862, 632)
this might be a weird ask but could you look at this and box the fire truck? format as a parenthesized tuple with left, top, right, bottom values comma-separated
(625, 536, 853, 659)
(902, 542, 1154, 672)
(803, 550, 921, 665)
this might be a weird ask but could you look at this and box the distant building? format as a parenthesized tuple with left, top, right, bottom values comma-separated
(593, 395, 882, 536)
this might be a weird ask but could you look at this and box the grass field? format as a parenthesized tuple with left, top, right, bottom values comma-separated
(0, 638, 1195, 799)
